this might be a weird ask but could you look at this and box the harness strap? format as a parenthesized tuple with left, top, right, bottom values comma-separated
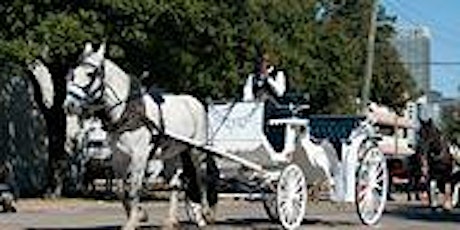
(103, 80, 165, 140)
(146, 102, 165, 162)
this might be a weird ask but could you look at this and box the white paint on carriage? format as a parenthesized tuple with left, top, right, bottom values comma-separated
(81, 118, 111, 160)
(207, 102, 298, 165)
(207, 102, 264, 151)
(207, 101, 343, 197)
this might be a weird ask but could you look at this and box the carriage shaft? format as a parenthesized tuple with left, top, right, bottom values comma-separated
(164, 131, 269, 174)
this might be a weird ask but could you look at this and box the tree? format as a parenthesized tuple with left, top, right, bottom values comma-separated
(441, 104, 460, 144)
(324, 0, 417, 113)
(0, 0, 101, 197)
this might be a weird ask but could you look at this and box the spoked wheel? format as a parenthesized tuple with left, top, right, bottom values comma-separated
(355, 144, 388, 225)
(277, 164, 307, 230)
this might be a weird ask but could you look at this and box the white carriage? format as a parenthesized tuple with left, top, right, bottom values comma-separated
(165, 99, 389, 229)
(71, 118, 114, 195)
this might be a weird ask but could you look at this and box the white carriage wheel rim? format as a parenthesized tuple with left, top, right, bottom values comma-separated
(277, 164, 307, 230)
(356, 146, 388, 225)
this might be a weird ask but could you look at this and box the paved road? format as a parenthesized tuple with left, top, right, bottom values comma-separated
(0, 196, 458, 230)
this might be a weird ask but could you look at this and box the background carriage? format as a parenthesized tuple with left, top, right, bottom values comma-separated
(67, 118, 114, 196)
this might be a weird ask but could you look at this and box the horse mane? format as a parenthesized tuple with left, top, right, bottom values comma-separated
(417, 118, 450, 156)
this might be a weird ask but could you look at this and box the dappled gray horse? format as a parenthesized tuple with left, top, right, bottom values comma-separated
(63, 43, 217, 229)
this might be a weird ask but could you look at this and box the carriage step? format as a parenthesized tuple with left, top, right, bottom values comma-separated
(218, 193, 264, 201)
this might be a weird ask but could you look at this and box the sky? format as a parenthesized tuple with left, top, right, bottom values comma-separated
(382, 0, 460, 99)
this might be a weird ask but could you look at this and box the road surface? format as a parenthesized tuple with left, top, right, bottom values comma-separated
(0, 195, 458, 229)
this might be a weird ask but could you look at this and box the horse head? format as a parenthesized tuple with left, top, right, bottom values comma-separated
(64, 42, 106, 116)
(417, 117, 450, 162)
(417, 119, 439, 154)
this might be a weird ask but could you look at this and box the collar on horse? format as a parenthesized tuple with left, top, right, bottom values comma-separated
(75, 58, 166, 144)
(102, 79, 165, 137)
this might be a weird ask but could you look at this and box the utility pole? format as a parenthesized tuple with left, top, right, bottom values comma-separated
(361, 0, 379, 113)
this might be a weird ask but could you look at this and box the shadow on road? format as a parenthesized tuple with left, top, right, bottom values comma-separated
(27, 227, 122, 230)
(212, 217, 357, 229)
(385, 203, 460, 223)
(25, 217, 358, 230)
(27, 226, 162, 230)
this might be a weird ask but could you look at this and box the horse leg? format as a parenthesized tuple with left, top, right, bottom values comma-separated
(166, 168, 182, 228)
(419, 155, 430, 205)
(194, 150, 219, 225)
(442, 182, 453, 210)
(108, 168, 114, 196)
(120, 132, 152, 230)
(453, 182, 460, 207)
(204, 155, 219, 224)
(429, 180, 438, 208)
(180, 152, 206, 227)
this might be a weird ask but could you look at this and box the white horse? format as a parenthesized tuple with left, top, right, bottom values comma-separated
(63, 43, 217, 229)
(28, 58, 201, 222)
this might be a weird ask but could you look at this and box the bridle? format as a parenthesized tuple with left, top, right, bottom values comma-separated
(67, 60, 105, 105)
(67, 55, 166, 140)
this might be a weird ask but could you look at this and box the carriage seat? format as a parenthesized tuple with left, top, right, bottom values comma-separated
(309, 136, 323, 145)
(308, 115, 365, 159)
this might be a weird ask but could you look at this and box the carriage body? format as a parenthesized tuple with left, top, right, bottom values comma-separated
(207, 102, 334, 186)
(207, 100, 388, 227)
(207, 102, 291, 173)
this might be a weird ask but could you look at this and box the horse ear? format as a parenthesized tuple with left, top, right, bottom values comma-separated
(83, 42, 93, 56)
(96, 42, 106, 57)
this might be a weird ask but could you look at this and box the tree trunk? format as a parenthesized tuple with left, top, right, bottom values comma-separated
(46, 64, 68, 198)
(43, 107, 66, 198)
(29, 63, 68, 198)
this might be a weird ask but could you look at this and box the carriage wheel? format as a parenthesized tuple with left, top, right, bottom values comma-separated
(276, 164, 307, 230)
(355, 144, 388, 225)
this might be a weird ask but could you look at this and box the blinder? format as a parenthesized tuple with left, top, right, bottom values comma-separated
(68, 60, 105, 105)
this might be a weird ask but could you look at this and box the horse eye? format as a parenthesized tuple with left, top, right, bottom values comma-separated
(88, 71, 97, 78)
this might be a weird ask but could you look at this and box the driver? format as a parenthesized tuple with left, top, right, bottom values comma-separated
(243, 52, 288, 152)
(243, 53, 286, 102)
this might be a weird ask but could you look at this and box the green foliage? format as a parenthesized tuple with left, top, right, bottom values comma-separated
(0, 0, 419, 196)
(0, 0, 416, 113)
(441, 104, 460, 144)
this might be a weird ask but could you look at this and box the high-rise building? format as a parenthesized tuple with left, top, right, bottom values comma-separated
(393, 26, 431, 97)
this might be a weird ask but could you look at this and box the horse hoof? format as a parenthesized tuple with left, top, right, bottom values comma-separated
(163, 218, 179, 229)
(203, 207, 216, 224)
(443, 202, 453, 211)
(139, 208, 148, 223)
(188, 202, 207, 228)
(197, 219, 207, 228)
(122, 223, 136, 230)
